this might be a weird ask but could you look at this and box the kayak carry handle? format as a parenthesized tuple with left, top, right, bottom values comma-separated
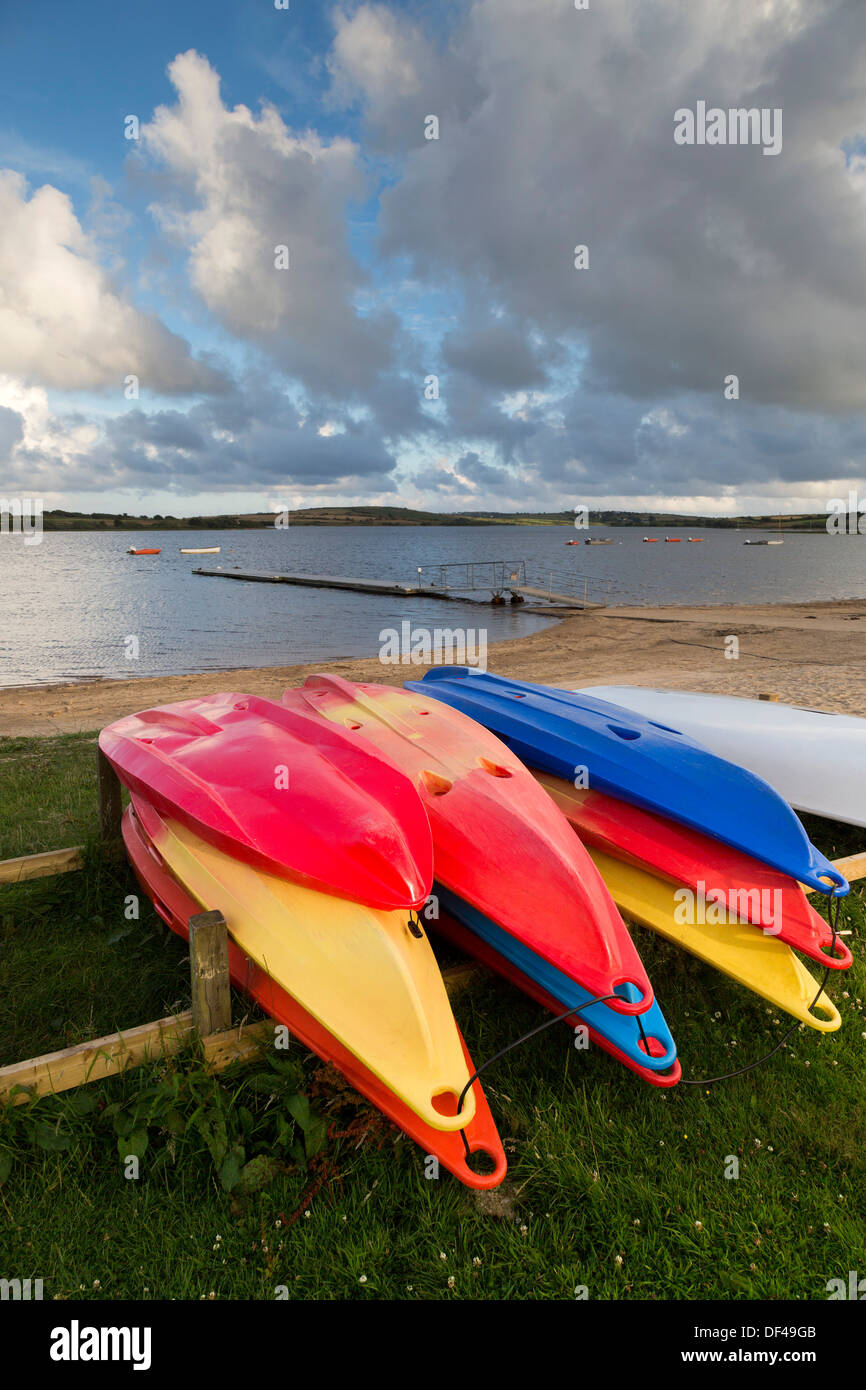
(813, 865, 849, 897)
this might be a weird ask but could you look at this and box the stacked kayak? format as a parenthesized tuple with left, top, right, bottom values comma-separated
(407, 671, 846, 893)
(99, 694, 506, 1189)
(576, 687, 866, 830)
(287, 675, 678, 1085)
(406, 670, 850, 1030)
(102, 671, 855, 1186)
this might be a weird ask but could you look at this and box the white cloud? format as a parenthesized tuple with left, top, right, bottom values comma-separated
(141, 50, 397, 399)
(0, 171, 222, 395)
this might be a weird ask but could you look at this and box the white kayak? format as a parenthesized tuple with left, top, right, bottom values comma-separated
(180, 546, 221, 554)
(574, 686, 866, 828)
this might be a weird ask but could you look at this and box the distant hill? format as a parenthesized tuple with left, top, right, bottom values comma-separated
(35, 505, 831, 531)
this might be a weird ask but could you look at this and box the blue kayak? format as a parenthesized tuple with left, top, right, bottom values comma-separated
(435, 885, 678, 1074)
(406, 670, 848, 896)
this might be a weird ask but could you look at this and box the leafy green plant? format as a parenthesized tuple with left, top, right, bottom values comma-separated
(0, 1048, 327, 1201)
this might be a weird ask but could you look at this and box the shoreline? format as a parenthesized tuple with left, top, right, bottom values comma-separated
(2, 597, 864, 737)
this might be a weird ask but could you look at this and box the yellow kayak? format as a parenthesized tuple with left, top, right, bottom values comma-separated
(137, 799, 476, 1130)
(586, 848, 840, 1032)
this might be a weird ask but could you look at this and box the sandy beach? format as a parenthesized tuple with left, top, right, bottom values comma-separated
(2, 597, 864, 737)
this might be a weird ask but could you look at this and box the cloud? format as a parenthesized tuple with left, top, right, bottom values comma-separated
(339, 0, 866, 415)
(0, 369, 400, 500)
(442, 320, 551, 391)
(0, 171, 224, 395)
(7, 6, 866, 513)
(140, 49, 402, 403)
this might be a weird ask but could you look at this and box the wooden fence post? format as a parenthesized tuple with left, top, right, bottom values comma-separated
(189, 911, 232, 1036)
(97, 746, 123, 845)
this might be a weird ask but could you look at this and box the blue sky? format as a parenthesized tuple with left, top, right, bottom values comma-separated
(1, 0, 865, 517)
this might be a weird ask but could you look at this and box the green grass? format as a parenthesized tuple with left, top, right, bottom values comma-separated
(0, 734, 863, 1300)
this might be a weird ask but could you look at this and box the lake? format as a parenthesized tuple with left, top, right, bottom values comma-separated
(0, 524, 863, 687)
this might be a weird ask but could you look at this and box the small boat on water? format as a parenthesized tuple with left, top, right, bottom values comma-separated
(664, 537, 682, 543)
(565, 539, 580, 545)
(585, 537, 613, 545)
(743, 539, 784, 545)
(127, 547, 161, 555)
(180, 546, 221, 554)
(687, 537, 703, 543)
(642, 537, 659, 543)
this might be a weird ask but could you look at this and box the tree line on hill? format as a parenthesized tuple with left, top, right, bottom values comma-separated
(36, 506, 831, 531)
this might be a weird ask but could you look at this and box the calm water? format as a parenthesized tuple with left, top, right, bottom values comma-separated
(0, 524, 863, 687)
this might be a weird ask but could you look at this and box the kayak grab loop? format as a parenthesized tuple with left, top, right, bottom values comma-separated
(407, 912, 424, 939)
(681, 892, 842, 1088)
(817, 865, 849, 897)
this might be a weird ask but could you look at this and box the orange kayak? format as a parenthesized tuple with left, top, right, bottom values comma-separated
(127, 547, 161, 555)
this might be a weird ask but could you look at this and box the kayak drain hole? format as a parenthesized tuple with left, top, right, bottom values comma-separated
(477, 758, 513, 778)
(421, 770, 453, 796)
(431, 1089, 460, 1117)
(463, 1148, 500, 1177)
(607, 724, 641, 741)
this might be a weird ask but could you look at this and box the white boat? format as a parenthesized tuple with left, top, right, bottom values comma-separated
(180, 546, 221, 554)
(573, 686, 866, 828)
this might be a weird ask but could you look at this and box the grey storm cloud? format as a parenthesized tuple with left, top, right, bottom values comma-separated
(442, 321, 552, 392)
(84, 387, 401, 494)
(341, 0, 866, 420)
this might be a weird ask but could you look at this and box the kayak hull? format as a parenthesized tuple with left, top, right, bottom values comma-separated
(586, 849, 841, 1032)
(434, 885, 678, 1074)
(130, 795, 476, 1133)
(290, 675, 659, 1017)
(99, 693, 433, 910)
(408, 669, 847, 895)
(433, 902, 681, 1087)
(122, 803, 506, 1188)
(533, 772, 851, 970)
(576, 686, 866, 830)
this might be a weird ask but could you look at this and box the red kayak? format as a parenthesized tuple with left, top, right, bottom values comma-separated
(434, 908, 681, 1088)
(534, 773, 851, 970)
(127, 547, 161, 555)
(99, 694, 432, 910)
(287, 675, 656, 1017)
(122, 800, 506, 1189)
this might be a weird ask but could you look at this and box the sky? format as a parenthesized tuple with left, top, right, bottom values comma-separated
(1, 0, 866, 518)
